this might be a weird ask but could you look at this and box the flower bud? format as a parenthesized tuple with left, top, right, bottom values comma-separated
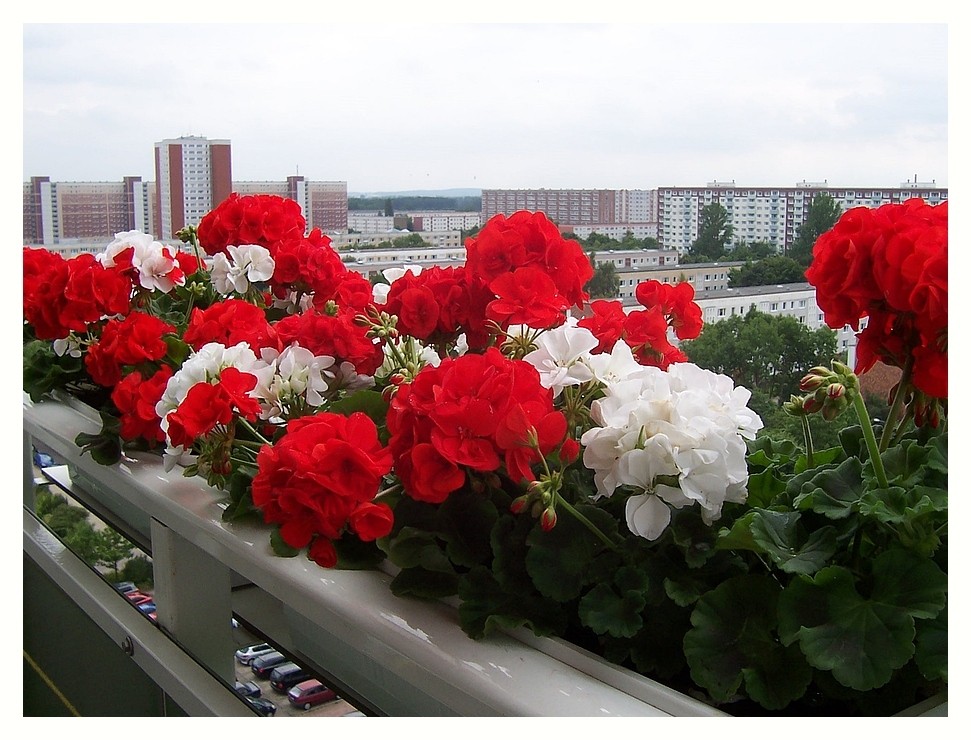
(510, 495, 530, 514)
(540, 507, 558, 532)
(799, 374, 827, 392)
(827, 383, 846, 400)
(802, 395, 822, 414)
(559, 437, 581, 464)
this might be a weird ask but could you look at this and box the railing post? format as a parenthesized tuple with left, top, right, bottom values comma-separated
(150, 519, 236, 686)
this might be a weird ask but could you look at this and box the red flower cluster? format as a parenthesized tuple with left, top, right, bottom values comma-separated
(111, 366, 173, 442)
(465, 211, 594, 330)
(23, 249, 132, 340)
(579, 280, 703, 369)
(196, 193, 307, 257)
(251, 412, 394, 567)
(165, 367, 262, 449)
(275, 308, 385, 376)
(386, 348, 568, 503)
(805, 198, 947, 398)
(183, 298, 280, 354)
(383, 266, 494, 350)
(84, 311, 176, 387)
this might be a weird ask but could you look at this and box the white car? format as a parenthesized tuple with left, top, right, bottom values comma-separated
(234, 642, 275, 665)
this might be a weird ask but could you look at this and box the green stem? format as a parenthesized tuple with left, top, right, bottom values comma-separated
(228, 455, 259, 470)
(879, 355, 914, 452)
(800, 414, 815, 468)
(851, 391, 889, 489)
(555, 495, 620, 551)
(236, 417, 272, 446)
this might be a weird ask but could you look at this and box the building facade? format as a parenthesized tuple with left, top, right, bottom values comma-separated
(656, 180, 948, 254)
(23, 176, 152, 246)
(154, 136, 233, 240)
(235, 176, 348, 233)
(481, 188, 657, 234)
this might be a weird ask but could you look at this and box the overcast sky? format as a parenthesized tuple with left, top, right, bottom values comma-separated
(21, 17, 949, 194)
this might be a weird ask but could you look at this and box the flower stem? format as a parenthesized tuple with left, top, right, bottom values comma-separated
(236, 417, 272, 446)
(800, 414, 815, 468)
(851, 391, 889, 489)
(555, 495, 619, 551)
(879, 355, 914, 452)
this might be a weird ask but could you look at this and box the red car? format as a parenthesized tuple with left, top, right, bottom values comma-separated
(125, 592, 154, 606)
(287, 679, 338, 710)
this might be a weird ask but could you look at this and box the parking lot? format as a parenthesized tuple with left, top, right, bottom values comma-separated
(232, 626, 362, 718)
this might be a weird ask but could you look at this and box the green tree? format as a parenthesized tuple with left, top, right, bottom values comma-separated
(383, 198, 394, 217)
(688, 203, 734, 261)
(42, 496, 90, 538)
(121, 555, 154, 589)
(789, 193, 842, 265)
(63, 520, 101, 564)
(95, 528, 134, 577)
(681, 308, 838, 403)
(729, 240, 777, 261)
(728, 255, 807, 287)
(392, 233, 430, 249)
(585, 258, 621, 298)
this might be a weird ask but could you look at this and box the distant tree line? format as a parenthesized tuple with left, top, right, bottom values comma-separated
(348, 195, 482, 212)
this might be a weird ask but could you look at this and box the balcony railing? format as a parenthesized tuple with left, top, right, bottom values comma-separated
(23, 393, 948, 717)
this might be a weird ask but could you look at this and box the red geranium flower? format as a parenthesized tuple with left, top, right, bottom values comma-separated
(183, 298, 279, 353)
(111, 366, 173, 443)
(196, 193, 306, 256)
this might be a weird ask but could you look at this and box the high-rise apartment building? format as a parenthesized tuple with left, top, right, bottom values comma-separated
(656, 180, 949, 253)
(234, 176, 348, 233)
(23, 176, 151, 246)
(154, 136, 232, 240)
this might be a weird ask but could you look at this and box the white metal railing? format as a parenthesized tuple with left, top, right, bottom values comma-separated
(23, 394, 947, 717)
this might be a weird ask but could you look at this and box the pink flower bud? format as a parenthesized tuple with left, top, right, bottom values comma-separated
(540, 507, 558, 532)
(510, 495, 530, 514)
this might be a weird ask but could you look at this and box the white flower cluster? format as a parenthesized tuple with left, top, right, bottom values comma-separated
(209, 244, 275, 296)
(523, 323, 763, 541)
(98, 230, 187, 293)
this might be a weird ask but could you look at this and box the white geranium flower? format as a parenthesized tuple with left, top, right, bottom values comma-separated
(155, 342, 264, 442)
(99, 230, 187, 293)
(580, 362, 763, 541)
(252, 344, 336, 419)
(52, 334, 83, 358)
(372, 265, 423, 304)
(209, 244, 275, 295)
(584, 339, 643, 387)
(523, 324, 598, 397)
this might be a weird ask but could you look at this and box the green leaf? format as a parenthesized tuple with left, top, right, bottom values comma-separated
(793, 445, 844, 475)
(389, 566, 458, 599)
(915, 609, 947, 682)
(384, 526, 454, 573)
(858, 485, 948, 525)
(74, 410, 123, 466)
(327, 390, 389, 426)
(333, 532, 386, 570)
(715, 510, 759, 551)
(778, 566, 916, 691)
(457, 566, 567, 640)
(525, 504, 614, 602)
(437, 488, 498, 568)
(749, 509, 838, 575)
(163, 335, 191, 367)
(870, 549, 947, 620)
(269, 528, 300, 558)
(578, 583, 645, 638)
(684, 575, 811, 710)
(23, 339, 86, 401)
(792, 456, 864, 519)
(744, 469, 787, 508)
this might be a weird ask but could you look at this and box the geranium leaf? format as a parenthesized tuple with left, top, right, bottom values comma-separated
(438, 488, 498, 568)
(744, 469, 787, 508)
(915, 609, 947, 682)
(525, 504, 615, 602)
(457, 566, 566, 639)
(878, 440, 932, 489)
(793, 445, 844, 474)
(74, 410, 122, 466)
(749, 509, 838, 575)
(23, 339, 86, 401)
(384, 526, 454, 573)
(326, 389, 389, 426)
(269, 528, 300, 558)
(684, 575, 811, 709)
(871, 548, 947, 620)
(578, 583, 645, 638)
(389, 566, 458, 600)
(334, 532, 386, 570)
(490, 514, 535, 592)
(778, 566, 915, 691)
(858, 485, 947, 525)
(792, 456, 864, 519)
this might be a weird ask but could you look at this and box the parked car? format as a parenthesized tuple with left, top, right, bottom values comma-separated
(137, 602, 156, 615)
(269, 662, 312, 693)
(250, 651, 287, 679)
(125, 592, 154, 606)
(234, 642, 275, 666)
(287, 679, 338, 710)
(244, 696, 276, 716)
(113, 581, 138, 594)
(234, 681, 261, 699)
